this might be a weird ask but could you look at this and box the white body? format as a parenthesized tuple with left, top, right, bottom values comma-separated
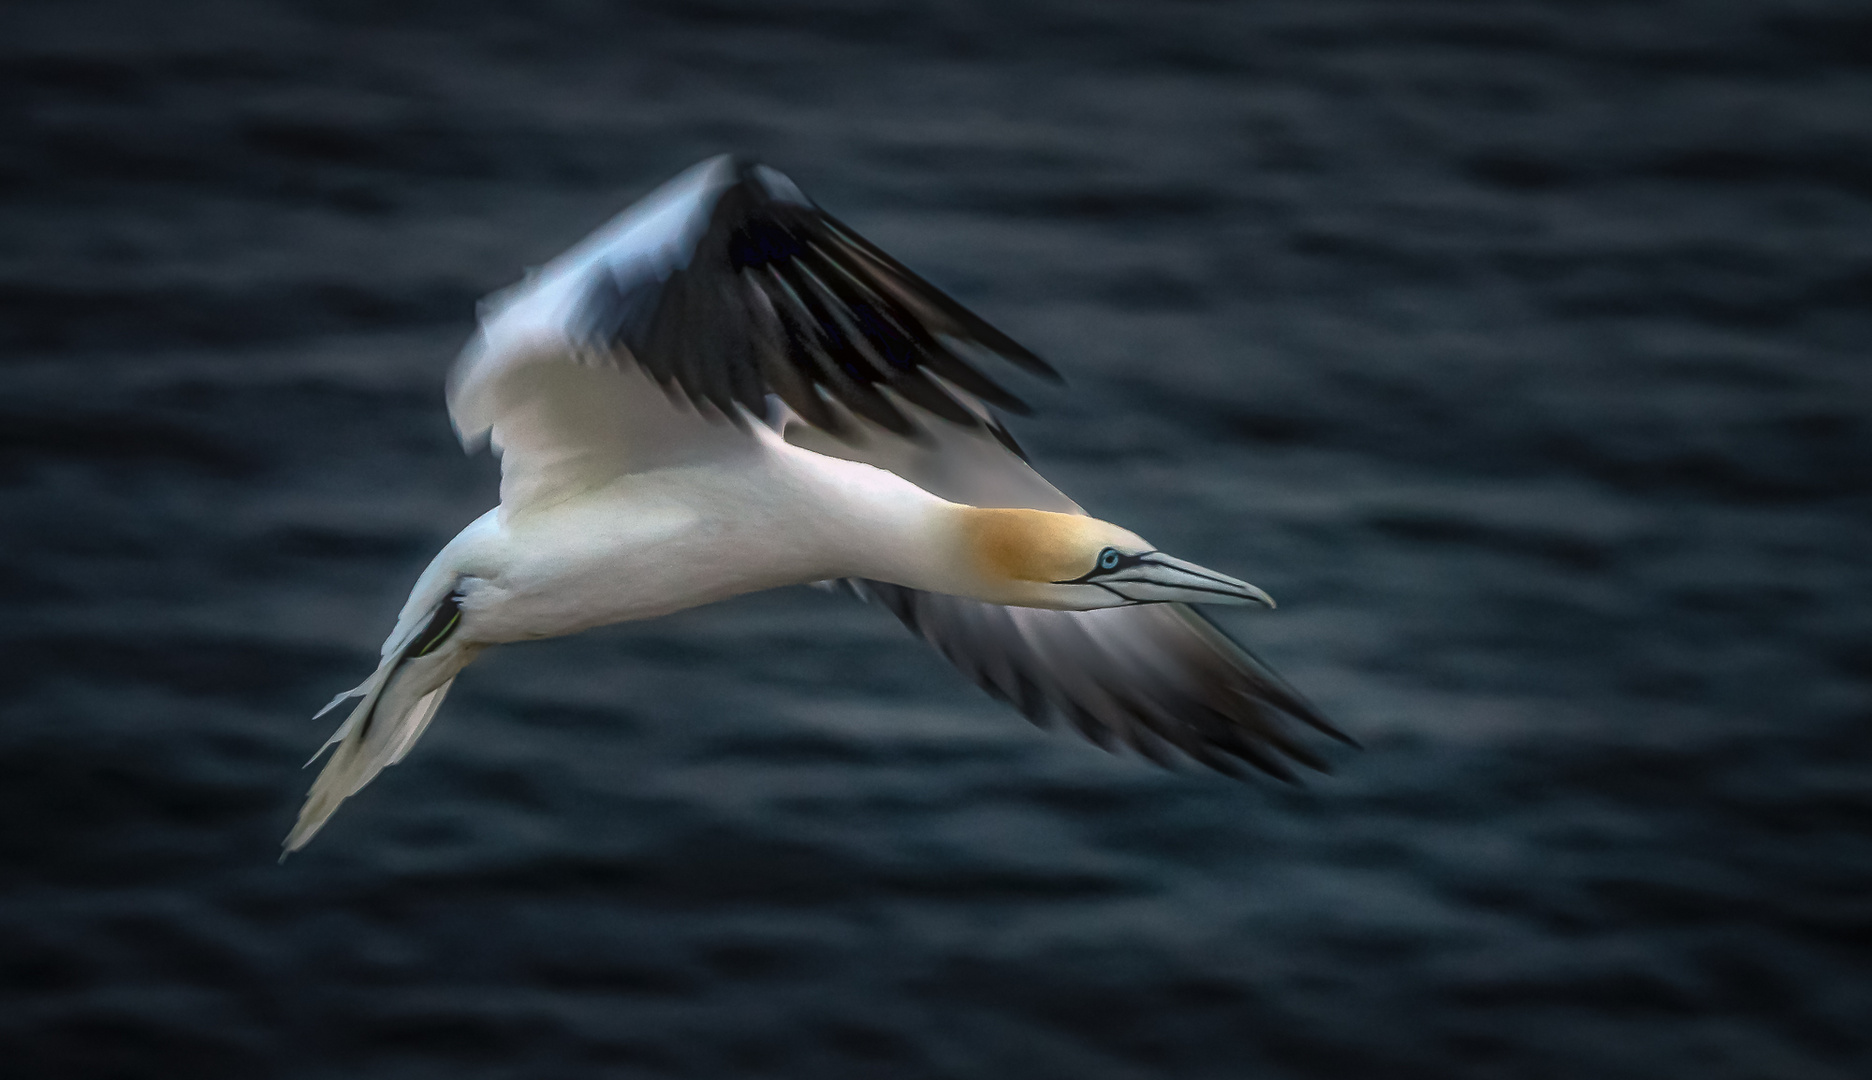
(284, 157, 1288, 855)
(440, 430, 968, 644)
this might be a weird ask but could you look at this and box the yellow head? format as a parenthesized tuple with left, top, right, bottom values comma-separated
(957, 508, 1274, 610)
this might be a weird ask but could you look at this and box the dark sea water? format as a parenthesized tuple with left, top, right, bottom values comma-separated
(5, 2, 1870, 1076)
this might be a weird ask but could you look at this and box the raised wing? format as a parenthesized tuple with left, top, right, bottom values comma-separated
(574, 154, 1057, 436)
(449, 154, 1056, 518)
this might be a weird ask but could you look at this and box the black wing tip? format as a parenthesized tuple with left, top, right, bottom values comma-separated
(1009, 348, 1065, 384)
(847, 582, 1354, 784)
(1002, 687, 1344, 785)
(1085, 735, 1319, 786)
(1248, 756, 1305, 785)
(993, 394, 1036, 417)
(1276, 696, 1358, 749)
(727, 156, 813, 208)
(1180, 606, 1357, 750)
(983, 417, 1031, 462)
(1251, 689, 1357, 752)
(633, 158, 1061, 441)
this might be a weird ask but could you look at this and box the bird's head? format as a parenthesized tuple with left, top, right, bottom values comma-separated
(958, 508, 1275, 611)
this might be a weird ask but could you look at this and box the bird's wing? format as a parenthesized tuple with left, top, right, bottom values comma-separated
(447, 154, 1055, 518)
(781, 400, 1354, 779)
(848, 581, 1350, 780)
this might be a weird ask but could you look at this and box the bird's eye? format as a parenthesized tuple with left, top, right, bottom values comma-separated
(1098, 548, 1121, 570)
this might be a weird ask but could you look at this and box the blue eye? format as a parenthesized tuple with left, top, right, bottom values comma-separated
(1098, 548, 1121, 570)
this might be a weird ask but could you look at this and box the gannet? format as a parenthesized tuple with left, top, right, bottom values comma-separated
(286, 155, 1351, 853)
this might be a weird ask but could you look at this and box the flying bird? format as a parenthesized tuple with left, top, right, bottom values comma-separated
(287, 155, 1351, 853)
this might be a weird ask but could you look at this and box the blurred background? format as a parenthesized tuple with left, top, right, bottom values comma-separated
(4, 1, 1869, 1077)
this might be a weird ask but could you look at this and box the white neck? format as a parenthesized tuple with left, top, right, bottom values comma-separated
(786, 450, 981, 595)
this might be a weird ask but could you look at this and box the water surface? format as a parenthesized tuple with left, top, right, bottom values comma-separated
(4, 2, 1869, 1076)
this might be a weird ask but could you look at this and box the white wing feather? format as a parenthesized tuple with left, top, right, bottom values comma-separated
(445, 156, 743, 520)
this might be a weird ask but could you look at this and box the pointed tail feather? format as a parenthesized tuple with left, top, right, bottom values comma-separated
(283, 644, 477, 856)
(388, 678, 455, 766)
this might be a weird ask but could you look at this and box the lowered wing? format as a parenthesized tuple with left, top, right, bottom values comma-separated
(850, 581, 1351, 780)
(784, 401, 1353, 780)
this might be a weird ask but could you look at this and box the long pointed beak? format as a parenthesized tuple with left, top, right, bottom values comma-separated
(1113, 552, 1277, 608)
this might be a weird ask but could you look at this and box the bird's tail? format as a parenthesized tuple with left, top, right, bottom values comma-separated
(283, 597, 480, 856)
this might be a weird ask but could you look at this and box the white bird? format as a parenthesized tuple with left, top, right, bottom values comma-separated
(286, 155, 1351, 854)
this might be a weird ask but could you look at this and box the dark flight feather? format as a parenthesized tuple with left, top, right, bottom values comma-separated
(576, 158, 1058, 440)
(842, 581, 1355, 782)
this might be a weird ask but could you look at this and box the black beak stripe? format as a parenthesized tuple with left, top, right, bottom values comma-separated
(1052, 550, 1155, 586)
